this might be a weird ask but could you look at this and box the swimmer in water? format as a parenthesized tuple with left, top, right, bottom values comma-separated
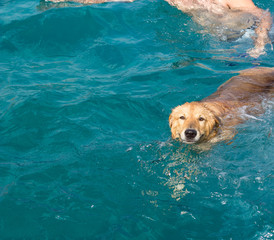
(44, 0, 272, 58)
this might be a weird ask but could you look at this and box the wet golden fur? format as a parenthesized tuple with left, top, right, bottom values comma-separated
(169, 67, 274, 144)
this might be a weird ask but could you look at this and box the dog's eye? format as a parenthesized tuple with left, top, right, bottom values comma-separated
(180, 116, 185, 120)
(199, 117, 205, 121)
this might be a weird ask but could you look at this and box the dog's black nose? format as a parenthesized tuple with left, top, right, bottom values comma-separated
(185, 129, 197, 139)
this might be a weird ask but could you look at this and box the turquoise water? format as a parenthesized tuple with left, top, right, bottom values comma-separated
(0, 0, 273, 239)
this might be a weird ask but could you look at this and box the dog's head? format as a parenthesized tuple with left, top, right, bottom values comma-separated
(169, 102, 221, 144)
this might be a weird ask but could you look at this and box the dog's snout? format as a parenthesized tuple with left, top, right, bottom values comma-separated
(185, 129, 197, 139)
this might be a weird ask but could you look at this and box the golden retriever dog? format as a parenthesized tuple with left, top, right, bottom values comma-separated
(169, 67, 274, 144)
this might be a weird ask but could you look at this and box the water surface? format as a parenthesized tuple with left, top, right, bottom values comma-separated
(0, 0, 273, 239)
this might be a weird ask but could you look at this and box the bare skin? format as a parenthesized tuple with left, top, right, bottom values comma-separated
(44, 0, 272, 58)
(168, 0, 272, 57)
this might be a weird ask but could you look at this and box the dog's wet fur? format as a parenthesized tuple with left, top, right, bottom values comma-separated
(169, 67, 274, 145)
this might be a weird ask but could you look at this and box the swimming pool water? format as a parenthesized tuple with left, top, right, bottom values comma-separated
(0, 0, 273, 239)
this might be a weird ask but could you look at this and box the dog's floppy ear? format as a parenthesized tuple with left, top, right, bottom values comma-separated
(213, 114, 222, 132)
(169, 105, 181, 128)
(213, 115, 221, 129)
(169, 108, 181, 139)
(169, 113, 174, 128)
(201, 102, 221, 129)
(169, 112, 177, 139)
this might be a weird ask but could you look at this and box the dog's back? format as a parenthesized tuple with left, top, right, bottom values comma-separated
(204, 67, 274, 103)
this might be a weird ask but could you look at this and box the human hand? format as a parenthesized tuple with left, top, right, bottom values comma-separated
(247, 35, 273, 58)
(247, 46, 266, 58)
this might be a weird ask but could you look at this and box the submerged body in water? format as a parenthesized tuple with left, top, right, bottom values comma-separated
(186, 8, 257, 41)
(166, 0, 272, 57)
(42, 0, 273, 58)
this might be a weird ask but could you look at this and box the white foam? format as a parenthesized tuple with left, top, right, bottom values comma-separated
(235, 29, 255, 42)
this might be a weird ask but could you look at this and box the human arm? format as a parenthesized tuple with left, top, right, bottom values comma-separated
(46, 0, 134, 3)
(226, 0, 273, 58)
